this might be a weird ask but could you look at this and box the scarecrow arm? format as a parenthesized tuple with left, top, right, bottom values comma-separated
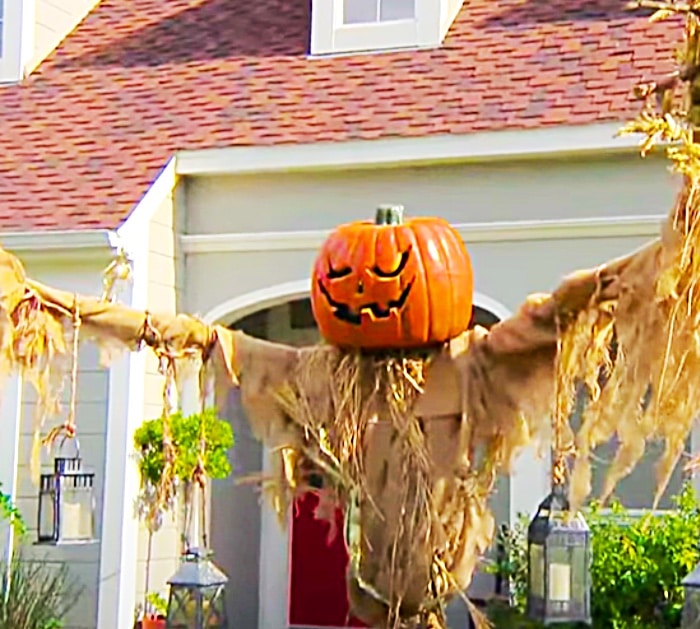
(485, 237, 659, 357)
(0, 242, 304, 446)
(450, 239, 660, 469)
(27, 277, 303, 438)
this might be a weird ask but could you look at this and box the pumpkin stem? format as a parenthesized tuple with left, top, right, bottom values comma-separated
(375, 205, 404, 226)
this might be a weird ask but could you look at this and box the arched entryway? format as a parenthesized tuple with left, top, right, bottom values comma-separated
(206, 290, 511, 629)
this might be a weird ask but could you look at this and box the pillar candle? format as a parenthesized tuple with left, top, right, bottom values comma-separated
(548, 563, 571, 602)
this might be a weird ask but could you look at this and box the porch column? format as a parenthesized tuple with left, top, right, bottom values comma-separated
(96, 349, 147, 629)
(0, 376, 23, 564)
(510, 443, 550, 523)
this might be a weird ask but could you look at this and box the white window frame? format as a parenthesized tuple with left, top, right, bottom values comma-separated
(0, 0, 34, 84)
(311, 0, 460, 56)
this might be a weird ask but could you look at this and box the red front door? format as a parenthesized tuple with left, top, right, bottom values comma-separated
(288, 492, 367, 627)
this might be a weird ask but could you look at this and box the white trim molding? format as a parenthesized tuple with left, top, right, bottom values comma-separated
(203, 280, 312, 325)
(176, 122, 644, 177)
(203, 278, 512, 329)
(182, 214, 665, 256)
(0, 230, 114, 262)
(0, 376, 23, 565)
(96, 158, 176, 629)
(0, 0, 35, 84)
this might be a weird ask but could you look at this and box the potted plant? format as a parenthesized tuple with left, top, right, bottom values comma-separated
(140, 592, 167, 629)
(132, 408, 234, 628)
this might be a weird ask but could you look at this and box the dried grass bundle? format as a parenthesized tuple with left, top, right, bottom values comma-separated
(273, 341, 541, 628)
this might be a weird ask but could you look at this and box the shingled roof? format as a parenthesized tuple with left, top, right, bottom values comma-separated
(0, 0, 678, 232)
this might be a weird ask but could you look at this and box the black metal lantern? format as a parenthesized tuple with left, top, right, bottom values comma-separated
(37, 448, 96, 545)
(526, 484, 591, 625)
(166, 547, 229, 628)
(682, 562, 700, 628)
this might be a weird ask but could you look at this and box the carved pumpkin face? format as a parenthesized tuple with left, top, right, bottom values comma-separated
(311, 205, 474, 350)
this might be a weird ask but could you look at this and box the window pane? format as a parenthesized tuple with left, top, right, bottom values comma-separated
(379, 0, 415, 21)
(343, 0, 379, 24)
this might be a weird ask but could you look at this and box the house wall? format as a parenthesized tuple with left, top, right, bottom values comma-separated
(11, 256, 111, 629)
(31, 0, 100, 72)
(184, 152, 675, 235)
(181, 151, 684, 628)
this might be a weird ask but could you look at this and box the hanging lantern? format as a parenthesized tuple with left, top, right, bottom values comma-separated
(166, 547, 229, 628)
(37, 443, 96, 544)
(526, 484, 591, 625)
(682, 562, 700, 628)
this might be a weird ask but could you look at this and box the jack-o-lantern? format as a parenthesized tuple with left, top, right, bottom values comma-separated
(311, 205, 474, 349)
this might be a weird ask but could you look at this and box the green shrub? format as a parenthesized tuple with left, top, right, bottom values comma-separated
(0, 463, 80, 628)
(0, 552, 82, 629)
(133, 408, 234, 488)
(0, 483, 26, 538)
(486, 482, 700, 629)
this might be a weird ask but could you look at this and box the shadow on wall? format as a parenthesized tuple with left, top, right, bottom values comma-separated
(56, 0, 311, 69)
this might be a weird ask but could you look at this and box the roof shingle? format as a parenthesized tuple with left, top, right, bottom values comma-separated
(0, 0, 679, 231)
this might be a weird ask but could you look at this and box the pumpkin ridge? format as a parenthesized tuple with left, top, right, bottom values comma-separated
(310, 209, 473, 349)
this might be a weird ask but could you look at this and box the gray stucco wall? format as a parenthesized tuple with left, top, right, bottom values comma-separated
(183, 153, 674, 236)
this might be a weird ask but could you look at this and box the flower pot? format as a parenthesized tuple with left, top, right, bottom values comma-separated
(142, 615, 166, 629)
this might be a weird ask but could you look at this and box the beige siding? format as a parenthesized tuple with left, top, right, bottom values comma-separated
(133, 185, 184, 608)
(31, 0, 99, 71)
(13, 260, 108, 629)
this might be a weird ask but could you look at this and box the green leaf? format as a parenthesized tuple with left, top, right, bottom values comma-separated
(489, 481, 700, 628)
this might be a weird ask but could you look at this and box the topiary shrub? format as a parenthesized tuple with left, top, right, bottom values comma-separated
(486, 482, 700, 629)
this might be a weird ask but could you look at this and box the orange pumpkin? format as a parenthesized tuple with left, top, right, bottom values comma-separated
(311, 205, 474, 350)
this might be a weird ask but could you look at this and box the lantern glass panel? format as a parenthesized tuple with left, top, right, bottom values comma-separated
(37, 474, 56, 542)
(683, 586, 700, 629)
(202, 585, 227, 624)
(547, 545, 572, 604)
(58, 472, 95, 542)
(529, 542, 545, 599)
(166, 549, 229, 629)
(166, 587, 192, 628)
(682, 564, 700, 628)
(527, 492, 591, 626)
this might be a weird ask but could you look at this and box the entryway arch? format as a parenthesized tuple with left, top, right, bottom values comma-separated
(202, 278, 512, 328)
(202, 282, 517, 629)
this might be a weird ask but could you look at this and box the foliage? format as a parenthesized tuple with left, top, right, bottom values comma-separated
(133, 408, 233, 531)
(134, 408, 234, 487)
(145, 592, 167, 617)
(488, 517, 530, 610)
(0, 552, 82, 629)
(0, 483, 27, 538)
(485, 483, 700, 629)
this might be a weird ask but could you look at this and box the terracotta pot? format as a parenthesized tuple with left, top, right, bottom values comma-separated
(142, 615, 166, 629)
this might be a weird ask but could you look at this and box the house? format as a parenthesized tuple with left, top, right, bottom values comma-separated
(0, 0, 693, 627)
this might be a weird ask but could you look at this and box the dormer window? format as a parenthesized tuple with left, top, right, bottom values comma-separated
(310, 0, 464, 56)
(343, 0, 415, 24)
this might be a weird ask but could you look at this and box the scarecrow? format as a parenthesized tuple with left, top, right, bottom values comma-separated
(3, 2, 700, 628)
